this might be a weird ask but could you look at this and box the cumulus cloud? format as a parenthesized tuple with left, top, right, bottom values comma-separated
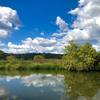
(52, 32, 67, 39)
(2, 0, 100, 54)
(67, 0, 100, 50)
(93, 40, 100, 51)
(69, 0, 100, 41)
(51, 17, 69, 40)
(53, 0, 100, 52)
(0, 6, 20, 38)
(56, 16, 68, 32)
(5, 37, 64, 54)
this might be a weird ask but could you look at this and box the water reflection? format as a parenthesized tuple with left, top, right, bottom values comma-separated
(0, 71, 100, 100)
(0, 73, 65, 100)
(64, 72, 100, 100)
(22, 74, 64, 87)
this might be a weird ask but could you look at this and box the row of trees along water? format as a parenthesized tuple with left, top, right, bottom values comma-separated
(0, 41, 99, 71)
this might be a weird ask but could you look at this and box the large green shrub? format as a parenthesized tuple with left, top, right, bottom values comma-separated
(64, 42, 97, 71)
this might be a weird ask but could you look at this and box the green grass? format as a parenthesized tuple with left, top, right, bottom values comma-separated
(0, 59, 65, 71)
(0, 58, 99, 71)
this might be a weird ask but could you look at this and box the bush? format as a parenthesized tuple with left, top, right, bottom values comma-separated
(33, 54, 45, 63)
(63, 42, 98, 71)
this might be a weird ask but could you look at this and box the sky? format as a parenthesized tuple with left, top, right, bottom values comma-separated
(0, 0, 100, 54)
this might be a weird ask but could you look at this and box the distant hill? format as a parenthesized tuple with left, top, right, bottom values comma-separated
(7, 53, 63, 60)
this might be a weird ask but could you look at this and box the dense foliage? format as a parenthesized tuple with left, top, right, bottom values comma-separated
(63, 42, 100, 71)
(0, 50, 7, 60)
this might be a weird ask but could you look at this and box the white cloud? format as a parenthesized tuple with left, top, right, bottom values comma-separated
(56, 16, 68, 32)
(68, 0, 100, 41)
(93, 40, 100, 51)
(93, 44, 100, 51)
(0, 6, 20, 38)
(22, 37, 57, 47)
(5, 37, 64, 54)
(67, 28, 91, 41)
(53, 0, 100, 52)
(52, 32, 66, 39)
(2, 0, 100, 54)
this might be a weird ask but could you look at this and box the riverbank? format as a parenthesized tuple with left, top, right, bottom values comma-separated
(0, 59, 65, 70)
(0, 59, 99, 71)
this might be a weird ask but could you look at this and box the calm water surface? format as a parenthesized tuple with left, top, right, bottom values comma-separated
(0, 71, 100, 100)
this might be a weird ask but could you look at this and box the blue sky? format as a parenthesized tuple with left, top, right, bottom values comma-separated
(0, 0, 100, 53)
(0, 0, 77, 43)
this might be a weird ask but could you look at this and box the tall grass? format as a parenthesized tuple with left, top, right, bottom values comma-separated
(0, 59, 65, 70)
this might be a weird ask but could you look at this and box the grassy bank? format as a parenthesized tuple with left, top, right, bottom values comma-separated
(0, 59, 99, 71)
(0, 59, 65, 70)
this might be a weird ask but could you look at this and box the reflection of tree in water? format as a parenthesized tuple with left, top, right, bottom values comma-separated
(64, 72, 100, 100)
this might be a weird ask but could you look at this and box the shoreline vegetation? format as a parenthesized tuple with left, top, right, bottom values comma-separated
(0, 42, 100, 72)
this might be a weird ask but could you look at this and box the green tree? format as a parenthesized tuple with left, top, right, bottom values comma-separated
(95, 52, 100, 68)
(0, 50, 5, 60)
(63, 41, 79, 70)
(63, 42, 97, 71)
(78, 43, 97, 70)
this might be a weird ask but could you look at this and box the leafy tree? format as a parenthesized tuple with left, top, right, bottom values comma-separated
(78, 43, 97, 70)
(95, 52, 100, 68)
(63, 41, 79, 70)
(64, 42, 97, 71)
(0, 50, 5, 60)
